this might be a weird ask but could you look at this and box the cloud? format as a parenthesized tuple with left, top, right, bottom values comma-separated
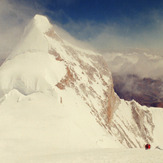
(53, 9, 163, 80)
(0, 0, 80, 60)
(0, 0, 36, 59)
(53, 23, 95, 51)
(58, 9, 163, 55)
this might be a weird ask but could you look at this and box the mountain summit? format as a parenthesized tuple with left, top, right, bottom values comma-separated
(9, 14, 55, 58)
(0, 15, 162, 153)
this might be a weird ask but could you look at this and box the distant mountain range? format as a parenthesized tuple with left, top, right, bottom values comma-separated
(104, 50, 163, 108)
(113, 74, 163, 108)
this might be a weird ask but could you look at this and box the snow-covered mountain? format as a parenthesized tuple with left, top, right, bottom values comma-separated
(0, 14, 120, 151)
(0, 15, 162, 158)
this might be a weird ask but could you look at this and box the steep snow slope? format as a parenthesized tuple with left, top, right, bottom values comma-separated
(0, 15, 120, 150)
(150, 108, 163, 147)
(0, 14, 118, 126)
(9, 15, 51, 57)
(110, 100, 155, 148)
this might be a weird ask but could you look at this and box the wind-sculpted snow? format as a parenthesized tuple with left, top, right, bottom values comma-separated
(0, 52, 67, 96)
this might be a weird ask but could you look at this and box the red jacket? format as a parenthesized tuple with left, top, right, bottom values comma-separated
(145, 144, 151, 149)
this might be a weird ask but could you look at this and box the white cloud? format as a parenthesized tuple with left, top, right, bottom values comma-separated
(58, 9, 163, 56)
(0, 0, 39, 59)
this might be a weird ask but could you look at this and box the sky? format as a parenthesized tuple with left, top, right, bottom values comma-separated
(1, 0, 163, 58)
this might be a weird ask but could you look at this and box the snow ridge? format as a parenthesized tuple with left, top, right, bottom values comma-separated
(0, 14, 121, 152)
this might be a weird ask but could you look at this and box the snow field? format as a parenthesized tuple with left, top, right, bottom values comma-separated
(0, 148, 163, 163)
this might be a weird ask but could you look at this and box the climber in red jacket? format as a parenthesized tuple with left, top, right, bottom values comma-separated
(145, 144, 151, 150)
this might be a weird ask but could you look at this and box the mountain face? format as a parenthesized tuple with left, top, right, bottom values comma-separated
(0, 15, 120, 150)
(0, 15, 118, 126)
(0, 15, 162, 151)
